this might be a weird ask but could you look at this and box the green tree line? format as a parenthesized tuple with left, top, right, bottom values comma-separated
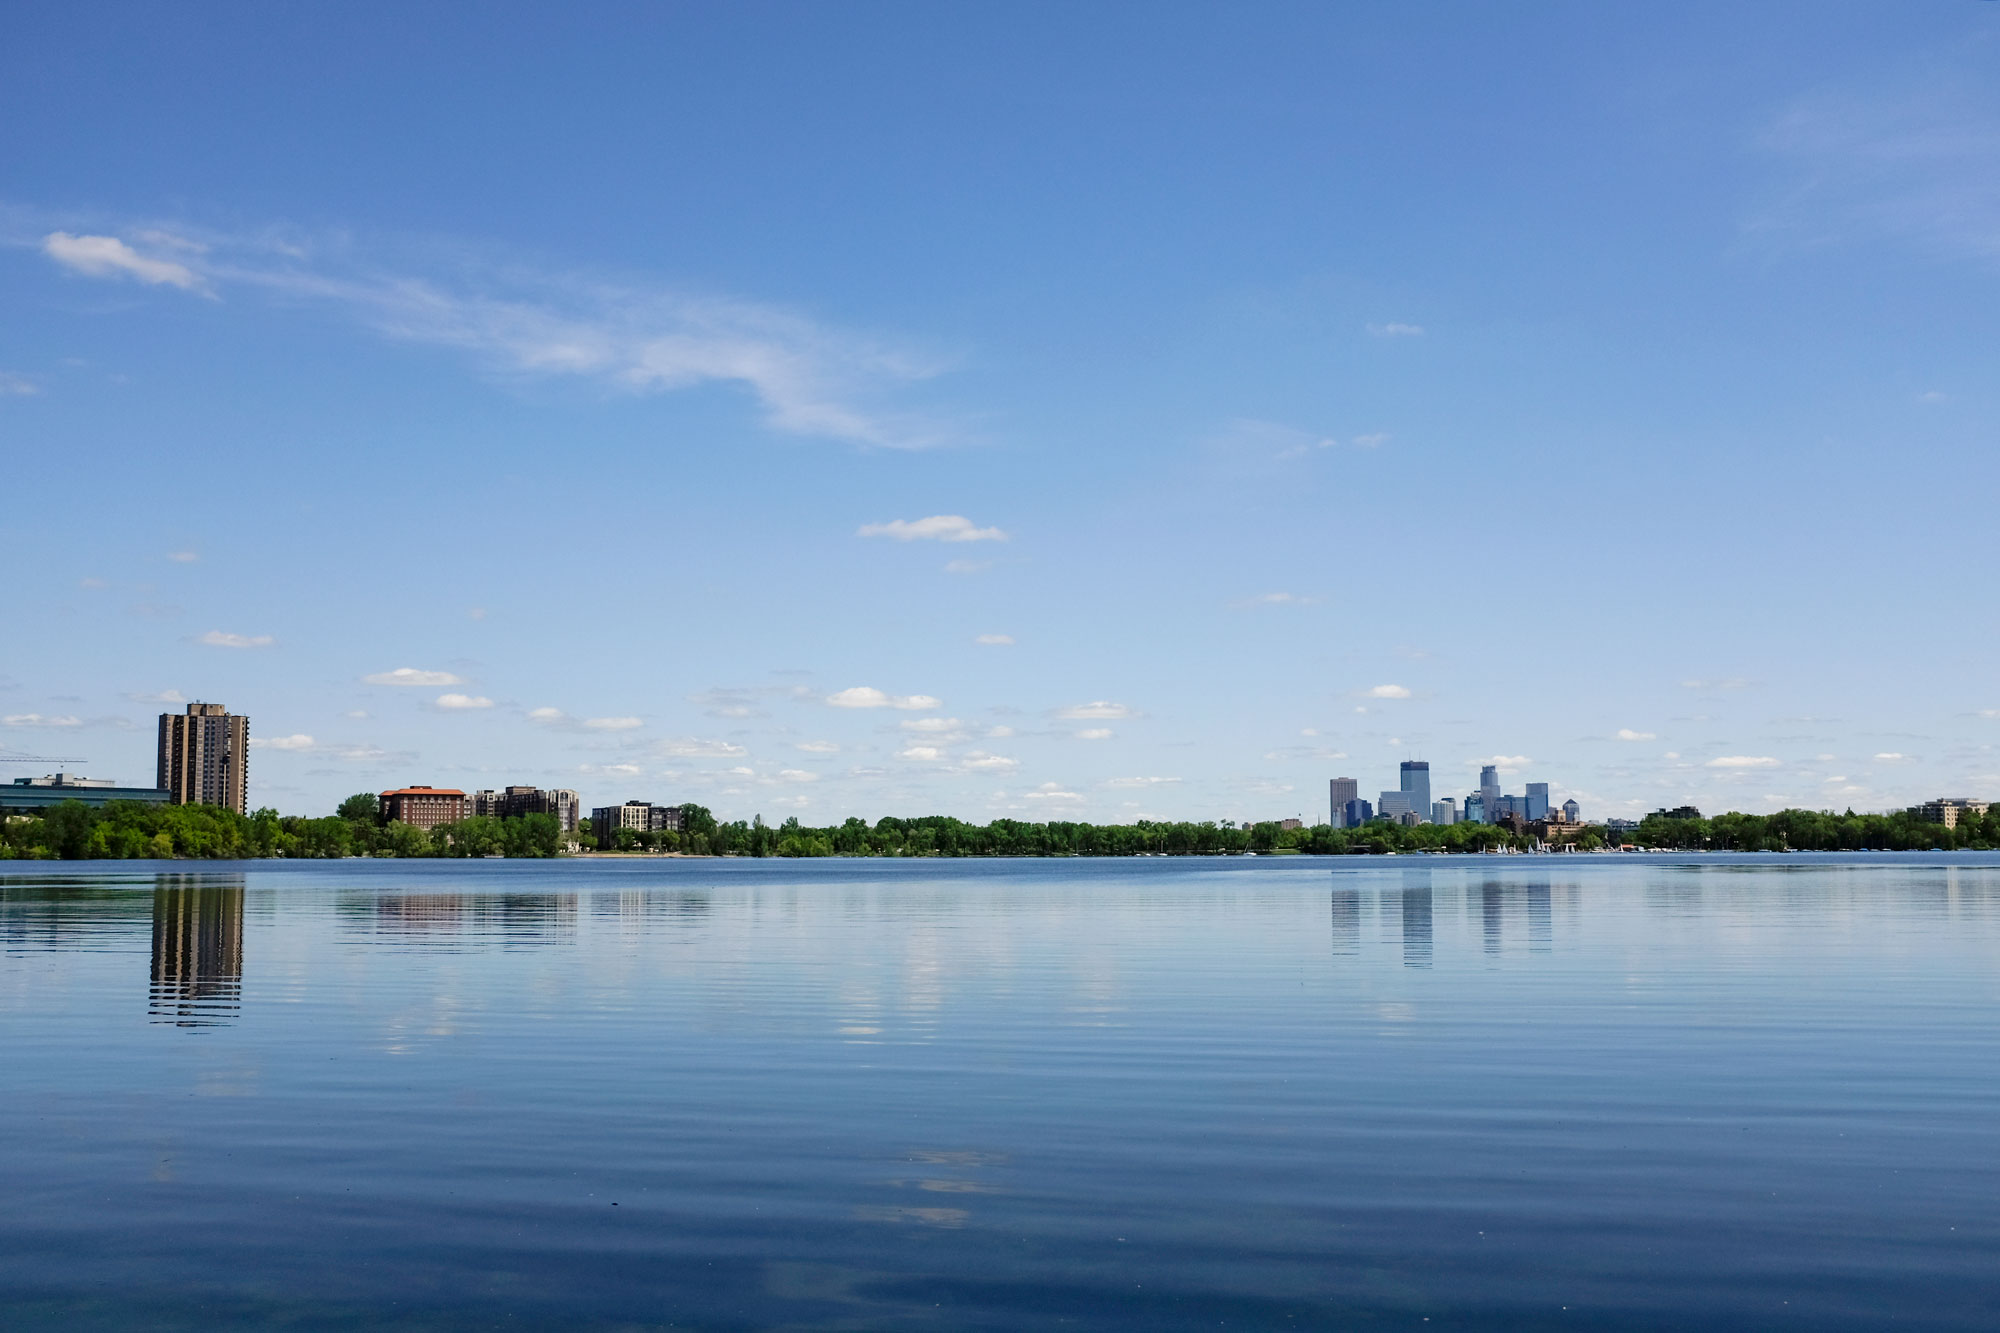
(5, 794, 1993, 860)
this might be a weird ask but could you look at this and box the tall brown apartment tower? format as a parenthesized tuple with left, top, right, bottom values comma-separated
(157, 702, 250, 813)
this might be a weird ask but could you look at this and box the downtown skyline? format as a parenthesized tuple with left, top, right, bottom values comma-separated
(6, 5, 2000, 823)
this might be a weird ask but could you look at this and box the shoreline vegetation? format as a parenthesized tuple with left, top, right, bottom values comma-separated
(3, 794, 1996, 861)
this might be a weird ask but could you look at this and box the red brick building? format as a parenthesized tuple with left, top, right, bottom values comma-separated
(378, 786, 468, 830)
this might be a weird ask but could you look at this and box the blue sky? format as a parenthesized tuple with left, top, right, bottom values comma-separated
(5, 3, 1999, 823)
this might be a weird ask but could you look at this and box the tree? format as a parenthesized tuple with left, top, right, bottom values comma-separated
(338, 792, 382, 825)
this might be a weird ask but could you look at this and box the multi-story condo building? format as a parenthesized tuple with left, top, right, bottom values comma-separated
(470, 785, 581, 831)
(1432, 797, 1459, 825)
(1463, 793, 1487, 823)
(157, 702, 249, 813)
(1916, 798, 1990, 829)
(1329, 777, 1360, 827)
(379, 786, 468, 830)
(591, 800, 691, 848)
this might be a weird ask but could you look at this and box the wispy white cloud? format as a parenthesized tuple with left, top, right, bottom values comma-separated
(2, 713, 82, 727)
(166, 550, 199, 564)
(252, 733, 316, 751)
(1476, 755, 1532, 773)
(1105, 776, 1181, 789)
(434, 693, 494, 710)
(33, 219, 947, 447)
(1707, 755, 1780, 769)
(365, 667, 464, 687)
(1615, 729, 1657, 741)
(43, 231, 205, 290)
(954, 751, 1018, 773)
(582, 716, 643, 731)
(1055, 701, 1135, 720)
(1367, 322, 1423, 338)
(1076, 728, 1114, 741)
(0, 372, 39, 396)
(1364, 684, 1411, 700)
(1681, 677, 1753, 691)
(974, 633, 1014, 646)
(943, 559, 992, 575)
(794, 740, 840, 754)
(124, 689, 187, 704)
(898, 745, 945, 762)
(858, 515, 1007, 543)
(1240, 591, 1316, 608)
(1023, 782, 1083, 803)
(651, 737, 748, 758)
(197, 630, 273, 648)
(827, 686, 941, 711)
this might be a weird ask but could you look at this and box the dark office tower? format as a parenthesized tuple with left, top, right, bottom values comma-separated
(150, 875, 245, 1026)
(1525, 782, 1550, 822)
(1342, 797, 1374, 827)
(157, 702, 249, 814)
(1329, 777, 1359, 827)
(1399, 761, 1431, 819)
(1479, 764, 1502, 823)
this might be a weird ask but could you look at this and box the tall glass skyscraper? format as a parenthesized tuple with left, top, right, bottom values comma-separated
(1400, 761, 1431, 820)
(1478, 764, 1502, 824)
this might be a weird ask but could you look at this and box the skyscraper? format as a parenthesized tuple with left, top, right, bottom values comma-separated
(1329, 777, 1359, 827)
(1525, 782, 1550, 821)
(1479, 765, 1501, 824)
(157, 702, 249, 814)
(1400, 761, 1431, 819)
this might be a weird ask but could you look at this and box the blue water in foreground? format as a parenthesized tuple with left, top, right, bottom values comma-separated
(4, 855, 2000, 1330)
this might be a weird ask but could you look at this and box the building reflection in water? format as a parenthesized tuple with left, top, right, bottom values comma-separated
(342, 893, 579, 948)
(1400, 870, 1432, 970)
(150, 874, 245, 1027)
(1480, 879, 1558, 956)
(1329, 885, 1360, 956)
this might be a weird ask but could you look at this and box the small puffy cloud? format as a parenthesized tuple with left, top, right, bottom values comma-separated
(975, 633, 1014, 646)
(1707, 755, 1780, 769)
(955, 751, 1018, 773)
(1367, 322, 1424, 338)
(43, 232, 204, 290)
(1077, 728, 1114, 741)
(1615, 729, 1657, 741)
(899, 745, 945, 761)
(197, 630, 273, 648)
(1105, 776, 1181, 789)
(1365, 684, 1411, 699)
(858, 515, 1008, 543)
(166, 550, 199, 563)
(434, 693, 494, 710)
(2, 713, 83, 727)
(1024, 782, 1084, 802)
(794, 740, 840, 754)
(776, 769, 819, 783)
(1873, 752, 1913, 762)
(0, 372, 38, 396)
(252, 734, 315, 751)
(125, 689, 187, 704)
(582, 716, 643, 731)
(1056, 701, 1135, 720)
(365, 667, 464, 687)
(527, 707, 565, 723)
(900, 716, 963, 734)
(827, 686, 941, 710)
(579, 762, 645, 777)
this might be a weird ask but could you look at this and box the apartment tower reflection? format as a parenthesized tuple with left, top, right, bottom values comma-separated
(150, 875, 244, 1026)
(1329, 883, 1360, 956)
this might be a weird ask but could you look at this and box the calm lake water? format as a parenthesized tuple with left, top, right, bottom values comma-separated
(4, 855, 1999, 1330)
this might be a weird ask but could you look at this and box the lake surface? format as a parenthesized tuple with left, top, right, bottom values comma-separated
(4, 855, 1999, 1330)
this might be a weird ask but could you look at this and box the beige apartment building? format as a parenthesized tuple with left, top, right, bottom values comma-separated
(157, 702, 250, 814)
